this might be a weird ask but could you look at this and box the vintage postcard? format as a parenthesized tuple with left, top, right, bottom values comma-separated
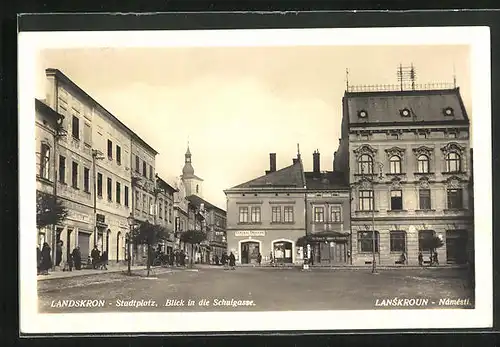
(18, 26, 492, 334)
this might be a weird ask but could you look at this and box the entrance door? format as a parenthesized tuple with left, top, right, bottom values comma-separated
(241, 241, 260, 264)
(78, 232, 91, 259)
(333, 242, 347, 263)
(446, 230, 468, 264)
(273, 241, 293, 264)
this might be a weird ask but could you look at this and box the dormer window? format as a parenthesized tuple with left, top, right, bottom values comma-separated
(400, 108, 411, 117)
(358, 110, 368, 118)
(444, 107, 454, 116)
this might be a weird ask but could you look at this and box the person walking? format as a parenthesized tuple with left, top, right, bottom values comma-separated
(257, 253, 262, 266)
(91, 245, 100, 269)
(55, 240, 63, 267)
(221, 252, 228, 270)
(100, 250, 108, 270)
(37, 246, 42, 275)
(40, 242, 52, 275)
(418, 251, 423, 266)
(400, 252, 407, 265)
(433, 251, 439, 266)
(72, 246, 82, 270)
(229, 252, 236, 270)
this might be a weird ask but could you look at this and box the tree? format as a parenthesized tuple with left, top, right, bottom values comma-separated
(179, 229, 207, 267)
(421, 235, 444, 255)
(36, 191, 68, 229)
(131, 221, 168, 276)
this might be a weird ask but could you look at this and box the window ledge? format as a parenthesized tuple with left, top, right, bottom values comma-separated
(37, 176, 53, 184)
(414, 172, 435, 175)
(355, 210, 379, 213)
(387, 209, 408, 213)
(444, 208, 467, 213)
(270, 222, 295, 225)
(415, 209, 436, 212)
(83, 190, 91, 194)
(354, 173, 377, 177)
(357, 252, 380, 254)
(442, 171, 465, 175)
(237, 222, 263, 225)
(385, 173, 406, 176)
(72, 186, 79, 190)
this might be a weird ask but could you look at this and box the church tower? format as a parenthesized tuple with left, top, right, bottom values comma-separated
(181, 143, 204, 197)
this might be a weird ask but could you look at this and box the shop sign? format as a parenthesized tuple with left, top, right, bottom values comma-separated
(67, 211, 90, 223)
(235, 230, 266, 237)
(309, 235, 349, 242)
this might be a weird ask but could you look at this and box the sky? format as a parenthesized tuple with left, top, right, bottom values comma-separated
(35, 45, 471, 209)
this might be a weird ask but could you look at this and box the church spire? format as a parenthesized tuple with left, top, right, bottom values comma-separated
(182, 142, 194, 177)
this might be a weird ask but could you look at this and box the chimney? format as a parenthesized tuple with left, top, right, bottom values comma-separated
(313, 150, 320, 173)
(266, 153, 277, 174)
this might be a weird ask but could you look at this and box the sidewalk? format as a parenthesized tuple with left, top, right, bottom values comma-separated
(37, 264, 173, 281)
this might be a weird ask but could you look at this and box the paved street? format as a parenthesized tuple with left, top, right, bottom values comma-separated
(38, 267, 474, 312)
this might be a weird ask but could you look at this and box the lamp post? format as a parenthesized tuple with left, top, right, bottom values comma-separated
(91, 149, 104, 250)
(51, 115, 66, 270)
(127, 213, 135, 275)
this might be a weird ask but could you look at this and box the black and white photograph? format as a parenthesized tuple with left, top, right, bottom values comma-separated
(18, 26, 492, 333)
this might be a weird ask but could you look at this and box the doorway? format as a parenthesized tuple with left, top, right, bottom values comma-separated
(241, 241, 260, 264)
(446, 230, 468, 264)
(273, 241, 293, 264)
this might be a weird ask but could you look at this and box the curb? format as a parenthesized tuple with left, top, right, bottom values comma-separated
(37, 266, 171, 281)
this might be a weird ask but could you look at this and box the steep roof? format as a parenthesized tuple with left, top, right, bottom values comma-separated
(229, 160, 305, 190)
(345, 88, 469, 126)
(186, 194, 226, 214)
(304, 171, 349, 190)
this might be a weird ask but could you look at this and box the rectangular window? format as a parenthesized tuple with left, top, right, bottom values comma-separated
(284, 206, 294, 223)
(116, 182, 121, 204)
(39, 143, 51, 179)
(97, 173, 103, 197)
(390, 190, 403, 210)
(239, 207, 249, 223)
(447, 189, 463, 209)
(83, 123, 91, 145)
(107, 177, 112, 201)
(135, 156, 140, 173)
(271, 206, 281, 223)
(107, 140, 113, 159)
(143, 161, 147, 177)
(390, 231, 406, 252)
(149, 164, 153, 180)
(418, 230, 435, 252)
(142, 194, 147, 212)
(169, 207, 173, 223)
(71, 161, 78, 188)
(135, 191, 140, 210)
(72, 116, 79, 139)
(83, 167, 90, 193)
(159, 200, 163, 219)
(359, 190, 373, 211)
(330, 205, 342, 222)
(116, 145, 121, 165)
(149, 197, 154, 215)
(175, 217, 180, 231)
(357, 231, 379, 253)
(419, 189, 431, 210)
(314, 206, 324, 223)
(124, 186, 129, 207)
(251, 206, 261, 223)
(58, 155, 66, 183)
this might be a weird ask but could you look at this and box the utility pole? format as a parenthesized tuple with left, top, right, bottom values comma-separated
(92, 149, 104, 250)
(51, 117, 65, 270)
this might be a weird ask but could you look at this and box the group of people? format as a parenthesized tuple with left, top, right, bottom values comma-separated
(151, 247, 188, 267)
(90, 245, 108, 270)
(219, 252, 236, 270)
(418, 251, 439, 266)
(36, 241, 86, 275)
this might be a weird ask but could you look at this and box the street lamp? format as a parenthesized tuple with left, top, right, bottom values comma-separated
(92, 149, 105, 250)
(127, 213, 135, 275)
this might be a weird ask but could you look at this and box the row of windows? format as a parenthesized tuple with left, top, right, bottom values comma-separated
(239, 206, 295, 223)
(357, 230, 444, 253)
(106, 139, 122, 165)
(358, 188, 463, 211)
(313, 205, 342, 223)
(358, 152, 462, 175)
(135, 155, 154, 180)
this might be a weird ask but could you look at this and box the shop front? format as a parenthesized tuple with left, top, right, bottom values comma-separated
(297, 231, 350, 265)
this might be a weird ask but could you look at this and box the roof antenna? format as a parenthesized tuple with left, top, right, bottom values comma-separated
(346, 68, 350, 91)
(453, 64, 457, 88)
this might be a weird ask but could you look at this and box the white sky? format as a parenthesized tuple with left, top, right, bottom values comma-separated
(36, 45, 471, 208)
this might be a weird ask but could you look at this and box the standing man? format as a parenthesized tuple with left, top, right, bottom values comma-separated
(55, 240, 63, 267)
(72, 246, 82, 270)
(91, 245, 100, 269)
(257, 253, 262, 266)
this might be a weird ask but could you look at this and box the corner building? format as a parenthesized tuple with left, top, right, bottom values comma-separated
(334, 87, 473, 266)
(225, 153, 306, 265)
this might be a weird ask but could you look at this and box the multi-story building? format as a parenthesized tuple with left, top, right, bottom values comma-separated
(155, 175, 177, 255)
(173, 176, 189, 249)
(43, 68, 156, 264)
(225, 152, 307, 265)
(35, 99, 64, 249)
(304, 150, 351, 265)
(334, 87, 473, 266)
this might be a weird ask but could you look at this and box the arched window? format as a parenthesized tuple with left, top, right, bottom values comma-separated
(417, 154, 430, 173)
(358, 154, 373, 174)
(446, 152, 461, 173)
(40, 143, 51, 179)
(389, 155, 402, 174)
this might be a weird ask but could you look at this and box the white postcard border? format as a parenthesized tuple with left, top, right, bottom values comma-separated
(19, 26, 492, 334)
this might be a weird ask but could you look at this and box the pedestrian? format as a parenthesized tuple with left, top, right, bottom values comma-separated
(36, 246, 42, 275)
(229, 252, 236, 270)
(91, 245, 100, 269)
(433, 251, 439, 266)
(215, 254, 219, 266)
(269, 251, 274, 266)
(418, 251, 423, 266)
(180, 250, 186, 267)
(40, 242, 52, 275)
(100, 250, 108, 270)
(55, 240, 63, 267)
(67, 252, 74, 271)
(72, 246, 82, 270)
(400, 252, 407, 265)
(257, 253, 262, 266)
